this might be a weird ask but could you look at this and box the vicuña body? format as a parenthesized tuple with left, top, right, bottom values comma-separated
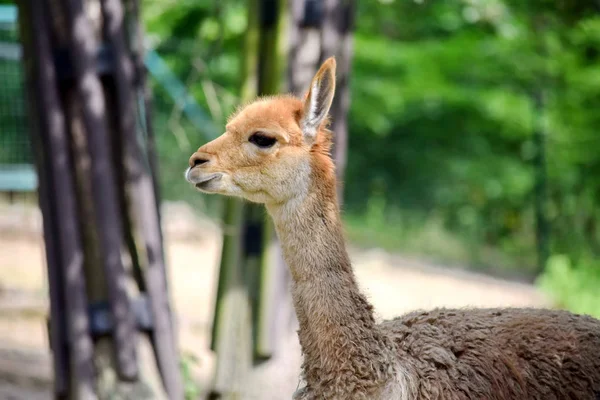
(186, 58, 600, 399)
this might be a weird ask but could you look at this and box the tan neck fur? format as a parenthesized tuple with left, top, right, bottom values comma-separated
(266, 155, 392, 396)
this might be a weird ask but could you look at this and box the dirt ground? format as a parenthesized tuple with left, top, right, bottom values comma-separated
(0, 201, 550, 399)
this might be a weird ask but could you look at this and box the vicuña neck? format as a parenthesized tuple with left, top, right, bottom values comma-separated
(266, 162, 388, 392)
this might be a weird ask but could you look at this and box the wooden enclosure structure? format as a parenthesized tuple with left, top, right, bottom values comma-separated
(16, 0, 356, 397)
(18, 0, 182, 398)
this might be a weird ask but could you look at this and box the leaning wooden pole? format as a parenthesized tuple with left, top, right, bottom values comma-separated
(19, 1, 96, 397)
(21, 0, 182, 398)
(99, 0, 182, 396)
(60, 0, 139, 380)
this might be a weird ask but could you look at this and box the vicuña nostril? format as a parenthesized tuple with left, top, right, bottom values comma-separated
(190, 155, 209, 168)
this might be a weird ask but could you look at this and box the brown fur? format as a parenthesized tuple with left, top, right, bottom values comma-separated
(385, 308, 600, 399)
(186, 58, 600, 399)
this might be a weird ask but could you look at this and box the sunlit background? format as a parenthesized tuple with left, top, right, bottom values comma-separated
(0, 0, 599, 398)
(143, 0, 600, 308)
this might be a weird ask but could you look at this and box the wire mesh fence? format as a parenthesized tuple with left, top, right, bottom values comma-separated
(0, 5, 36, 192)
(0, 1, 221, 201)
(0, 48, 29, 164)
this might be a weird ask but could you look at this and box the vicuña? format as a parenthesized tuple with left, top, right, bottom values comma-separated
(186, 57, 600, 400)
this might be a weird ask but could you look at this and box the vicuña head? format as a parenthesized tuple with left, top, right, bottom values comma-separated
(186, 58, 600, 400)
(186, 57, 337, 206)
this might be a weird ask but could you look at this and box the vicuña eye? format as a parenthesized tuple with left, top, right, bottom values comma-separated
(249, 132, 277, 148)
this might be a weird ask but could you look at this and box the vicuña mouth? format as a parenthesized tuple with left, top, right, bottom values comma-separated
(195, 174, 221, 189)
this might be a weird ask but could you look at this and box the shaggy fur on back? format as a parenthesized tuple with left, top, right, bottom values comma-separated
(382, 307, 600, 399)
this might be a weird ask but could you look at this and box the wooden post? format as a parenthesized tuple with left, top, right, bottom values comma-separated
(60, 0, 139, 380)
(99, 1, 182, 397)
(209, 197, 251, 399)
(320, 0, 355, 201)
(19, 1, 96, 397)
(21, 0, 182, 398)
(288, 0, 323, 94)
(290, 0, 355, 200)
(209, 0, 287, 396)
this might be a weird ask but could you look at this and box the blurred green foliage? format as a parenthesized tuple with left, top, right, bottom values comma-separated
(347, 0, 600, 274)
(142, 0, 600, 281)
(144, 0, 245, 126)
(179, 352, 202, 400)
(143, 0, 246, 216)
(0, 0, 592, 318)
(538, 255, 600, 319)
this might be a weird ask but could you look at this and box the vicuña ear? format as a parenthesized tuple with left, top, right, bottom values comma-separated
(301, 57, 336, 142)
